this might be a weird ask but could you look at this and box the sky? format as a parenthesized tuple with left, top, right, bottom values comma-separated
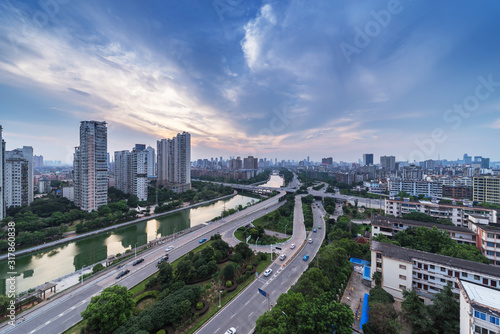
(0, 0, 499, 164)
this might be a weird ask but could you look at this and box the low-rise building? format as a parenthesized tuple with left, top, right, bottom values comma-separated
(371, 240, 500, 304)
(385, 197, 497, 227)
(458, 279, 500, 334)
(388, 179, 443, 197)
(371, 216, 476, 246)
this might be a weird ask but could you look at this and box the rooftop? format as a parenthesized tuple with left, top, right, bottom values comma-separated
(371, 215, 474, 234)
(371, 240, 500, 278)
(461, 280, 500, 311)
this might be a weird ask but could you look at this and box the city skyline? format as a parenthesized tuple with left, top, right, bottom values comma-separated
(1, 1, 500, 162)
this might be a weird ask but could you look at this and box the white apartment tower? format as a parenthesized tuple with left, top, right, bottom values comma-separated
(73, 121, 108, 212)
(114, 146, 148, 201)
(157, 132, 191, 192)
(4, 146, 33, 208)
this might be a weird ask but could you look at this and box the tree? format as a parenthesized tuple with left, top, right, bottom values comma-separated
(366, 302, 402, 334)
(372, 272, 382, 287)
(0, 295, 10, 316)
(81, 285, 134, 334)
(223, 263, 235, 280)
(234, 242, 253, 260)
(296, 293, 354, 334)
(402, 212, 436, 223)
(402, 290, 434, 334)
(429, 283, 459, 334)
(127, 195, 139, 208)
(291, 268, 330, 299)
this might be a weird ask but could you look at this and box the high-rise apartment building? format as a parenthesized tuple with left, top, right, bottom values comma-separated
(145, 146, 155, 177)
(229, 157, 242, 170)
(157, 132, 191, 193)
(115, 145, 148, 201)
(114, 150, 131, 194)
(4, 146, 33, 209)
(33, 155, 44, 169)
(380, 155, 395, 170)
(73, 121, 108, 212)
(0, 126, 4, 219)
(363, 153, 373, 166)
(473, 176, 500, 205)
(243, 156, 258, 170)
(322, 157, 333, 165)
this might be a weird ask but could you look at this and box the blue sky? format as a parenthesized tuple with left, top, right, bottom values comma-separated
(0, 0, 499, 163)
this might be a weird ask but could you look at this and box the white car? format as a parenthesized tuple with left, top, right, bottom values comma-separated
(165, 246, 174, 252)
(225, 328, 237, 334)
(264, 269, 273, 277)
(279, 254, 286, 261)
(308, 238, 313, 244)
(290, 244, 296, 249)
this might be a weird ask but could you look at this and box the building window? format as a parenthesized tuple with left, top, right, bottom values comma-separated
(399, 284, 407, 290)
(462, 272, 468, 277)
(377, 262, 382, 268)
(399, 264, 406, 270)
(399, 275, 406, 280)
(376, 253, 382, 259)
(487, 251, 494, 256)
(488, 233, 495, 238)
(441, 267, 446, 272)
(474, 275, 480, 280)
(430, 265, 435, 270)
(490, 315, 500, 325)
(474, 310, 486, 320)
(487, 242, 495, 247)
(430, 276, 435, 280)
(491, 281, 497, 288)
(440, 278, 446, 283)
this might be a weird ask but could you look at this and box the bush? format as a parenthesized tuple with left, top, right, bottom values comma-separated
(236, 276, 245, 284)
(196, 302, 203, 310)
(157, 330, 166, 334)
(246, 265, 252, 271)
(92, 263, 105, 274)
(226, 280, 232, 288)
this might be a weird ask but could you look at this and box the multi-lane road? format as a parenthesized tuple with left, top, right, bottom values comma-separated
(0, 191, 286, 334)
(197, 198, 326, 334)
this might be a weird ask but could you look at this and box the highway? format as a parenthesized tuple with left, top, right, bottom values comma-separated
(196, 198, 326, 334)
(0, 191, 286, 334)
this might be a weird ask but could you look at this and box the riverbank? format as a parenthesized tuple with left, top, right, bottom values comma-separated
(0, 191, 239, 262)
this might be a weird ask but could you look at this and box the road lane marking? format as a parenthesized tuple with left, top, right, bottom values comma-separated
(249, 312, 254, 317)
(215, 327, 220, 333)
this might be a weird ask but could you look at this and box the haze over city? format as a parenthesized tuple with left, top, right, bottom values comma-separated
(1, 0, 499, 162)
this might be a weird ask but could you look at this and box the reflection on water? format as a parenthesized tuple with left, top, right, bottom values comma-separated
(259, 174, 284, 188)
(0, 194, 256, 295)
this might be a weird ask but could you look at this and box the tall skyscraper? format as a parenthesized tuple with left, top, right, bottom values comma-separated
(482, 158, 490, 169)
(4, 146, 33, 209)
(0, 126, 4, 220)
(157, 132, 191, 193)
(73, 121, 108, 212)
(380, 155, 396, 170)
(363, 153, 374, 166)
(145, 146, 156, 177)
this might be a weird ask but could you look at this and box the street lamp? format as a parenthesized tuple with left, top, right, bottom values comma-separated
(135, 242, 138, 258)
(285, 224, 288, 239)
(173, 228, 176, 240)
(219, 290, 223, 307)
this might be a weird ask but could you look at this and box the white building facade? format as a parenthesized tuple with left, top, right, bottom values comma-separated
(385, 198, 497, 227)
(458, 280, 500, 334)
(73, 121, 108, 212)
(4, 146, 33, 208)
(157, 132, 191, 192)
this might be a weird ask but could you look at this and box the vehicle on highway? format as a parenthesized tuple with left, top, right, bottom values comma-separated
(199, 238, 207, 243)
(303, 255, 310, 261)
(115, 269, 130, 279)
(279, 254, 286, 261)
(308, 238, 313, 243)
(157, 255, 169, 265)
(133, 258, 144, 266)
(165, 246, 174, 252)
(290, 244, 296, 249)
(318, 225, 321, 229)
(313, 228, 317, 233)
(264, 269, 273, 277)
(225, 328, 237, 334)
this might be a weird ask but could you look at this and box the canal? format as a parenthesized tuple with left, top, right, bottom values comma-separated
(0, 194, 257, 295)
(259, 173, 284, 188)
